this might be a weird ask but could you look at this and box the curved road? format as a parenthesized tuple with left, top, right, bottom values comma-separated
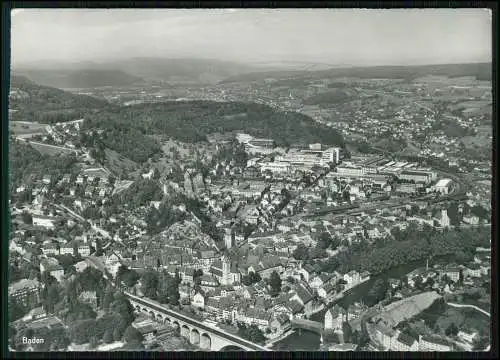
(446, 302, 490, 317)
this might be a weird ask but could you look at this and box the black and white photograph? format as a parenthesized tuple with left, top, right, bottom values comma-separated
(7, 8, 493, 353)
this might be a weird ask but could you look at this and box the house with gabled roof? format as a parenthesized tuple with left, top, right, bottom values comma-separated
(324, 304, 345, 331)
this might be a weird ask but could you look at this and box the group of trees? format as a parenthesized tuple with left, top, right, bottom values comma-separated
(112, 178, 163, 208)
(212, 140, 249, 169)
(303, 89, 351, 106)
(9, 297, 30, 322)
(68, 290, 139, 348)
(269, 271, 282, 297)
(346, 226, 488, 276)
(140, 269, 181, 306)
(9, 139, 79, 189)
(145, 201, 187, 235)
(236, 322, 266, 344)
(12, 267, 131, 350)
(314, 224, 489, 277)
(241, 271, 262, 286)
(292, 243, 328, 261)
(116, 265, 140, 289)
(316, 232, 341, 251)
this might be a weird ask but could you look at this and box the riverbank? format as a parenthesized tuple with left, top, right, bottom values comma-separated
(265, 329, 296, 348)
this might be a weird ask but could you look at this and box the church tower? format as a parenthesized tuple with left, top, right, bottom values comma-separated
(221, 255, 232, 286)
(224, 228, 235, 250)
(440, 209, 450, 228)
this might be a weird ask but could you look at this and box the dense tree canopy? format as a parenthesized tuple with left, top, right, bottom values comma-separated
(9, 139, 79, 187)
(81, 100, 345, 149)
(317, 226, 490, 275)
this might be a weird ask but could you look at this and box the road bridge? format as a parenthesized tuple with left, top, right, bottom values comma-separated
(125, 292, 268, 351)
(290, 318, 324, 336)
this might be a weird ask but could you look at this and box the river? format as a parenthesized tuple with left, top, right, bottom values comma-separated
(272, 256, 453, 351)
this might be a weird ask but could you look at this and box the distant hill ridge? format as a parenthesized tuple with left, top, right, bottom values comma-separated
(13, 58, 260, 87)
(9, 75, 110, 123)
(13, 68, 143, 89)
(220, 62, 492, 83)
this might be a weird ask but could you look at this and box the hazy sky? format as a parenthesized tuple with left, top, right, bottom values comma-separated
(11, 8, 492, 67)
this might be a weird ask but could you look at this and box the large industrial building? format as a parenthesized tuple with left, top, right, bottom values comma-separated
(434, 178, 454, 195)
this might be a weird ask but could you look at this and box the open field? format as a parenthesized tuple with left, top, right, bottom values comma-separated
(21, 140, 76, 156)
(9, 121, 47, 135)
(104, 148, 138, 175)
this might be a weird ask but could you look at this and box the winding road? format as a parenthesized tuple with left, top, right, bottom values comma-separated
(446, 302, 490, 317)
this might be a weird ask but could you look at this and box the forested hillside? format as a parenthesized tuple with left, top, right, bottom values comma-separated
(82, 100, 345, 148)
(9, 75, 110, 123)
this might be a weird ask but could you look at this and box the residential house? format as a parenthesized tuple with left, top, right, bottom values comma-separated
(297, 263, 316, 282)
(324, 304, 345, 331)
(181, 267, 195, 285)
(319, 282, 336, 300)
(270, 313, 291, 334)
(192, 292, 205, 309)
(464, 263, 482, 278)
(200, 275, 219, 291)
(75, 260, 89, 273)
(343, 270, 361, 288)
(32, 215, 57, 229)
(290, 283, 315, 315)
(391, 331, 419, 351)
(419, 335, 453, 351)
(285, 299, 304, 318)
(24, 307, 47, 321)
(372, 321, 397, 350)
(85, 186, 95, 197)
(458, 330, 478, 344)
(388, 278, 402, 290)
(105, 252, 122, 277)
(62, 174, 71, 183)
(42, 243, 60, 256)
(136, 324, 158, 341)
(238, 286, 256, 300)
(40, 258, 64, 282)
(59, 243, 75, 256)
(78, 291, 98, 309)
(442, 265, 461, 283)
(8, 279, 41, 307)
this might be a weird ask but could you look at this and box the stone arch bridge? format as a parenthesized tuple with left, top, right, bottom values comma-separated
(125, 292, 268, 351)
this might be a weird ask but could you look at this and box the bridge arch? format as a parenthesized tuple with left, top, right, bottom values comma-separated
(164, 317, 171, 324)
(181, 324, 190, 338)
(220, 345, 245, 351)
(149, 311, 155, 320)
(135, 305, 141, 313)
(190, 328, 200, 346)
(200, 333, 212, 350)
(156, 313, 163, 322)
(172, 321, 180, 334)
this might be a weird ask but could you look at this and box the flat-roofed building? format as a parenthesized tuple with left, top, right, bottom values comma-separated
(260, 162, 290, 174)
